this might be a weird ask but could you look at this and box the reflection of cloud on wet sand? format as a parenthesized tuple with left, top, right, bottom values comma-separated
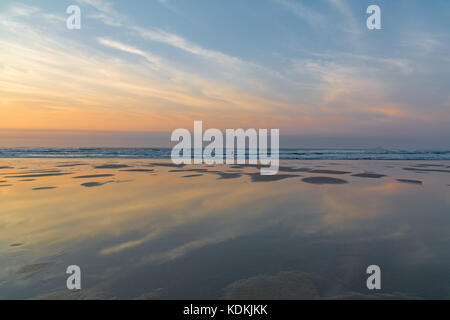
(16, 261, 57, 279)
(1, 159, 450, 299)
(317, 181, 425, 228)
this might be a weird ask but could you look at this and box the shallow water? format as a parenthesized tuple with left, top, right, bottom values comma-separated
(1, 159, 450, 299)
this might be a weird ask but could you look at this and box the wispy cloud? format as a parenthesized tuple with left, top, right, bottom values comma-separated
(132, 26, 246, 68)
(0, 0, 448, 139)
(88, 13, 122, 26)
(76, 0, 126, 26)
(8, 3, 40, 17)
(76, 0, 262, 75)
(42, 13, 66, 24)
(0, 8, 302, 132)
(98, 38, 161, 68)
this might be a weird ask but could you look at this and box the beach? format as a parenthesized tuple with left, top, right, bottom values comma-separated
(1, 158, 449, 299)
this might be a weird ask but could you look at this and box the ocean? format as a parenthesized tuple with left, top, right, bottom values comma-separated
(0, 148, 449, 160)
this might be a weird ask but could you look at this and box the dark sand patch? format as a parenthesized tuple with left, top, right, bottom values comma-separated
(0, 166, 13, 169)
(217, 173, 243, 180)
(0, 184, 12, 187)
(302, 177, 348, 185)
(5, 173, 72, 178)
(149, 163, 185, 168)
(73, 174, 115, 179)
(19, 179, 36, 182)
(32, 187, 57, 190)
(278, 166, 313, 173)
(0, 180, 7, 183)
(182, 174, 203, 178)
(169, 169, 209, 173)
(10, 243, 23, 247)
(81, 181, 113, 188)
(352, 173, 386, 179)
(16, 262, 56, 279)
(309, 169, 351, 175)
(396, 179, 423, 185)
(403, 168, 450, 174)
(94, 164, 130, 169)
(208, 171, 243, 180)
(247, 173, 300, 182)
(227, 164, 287, 172)
(120, 169, 154, 172)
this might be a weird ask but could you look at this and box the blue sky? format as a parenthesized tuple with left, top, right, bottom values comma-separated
(0, 0, 449, 147)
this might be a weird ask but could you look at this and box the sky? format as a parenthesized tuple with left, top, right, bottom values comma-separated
(0, 0, 449, 148)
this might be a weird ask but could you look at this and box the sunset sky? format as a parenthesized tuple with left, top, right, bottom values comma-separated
(0, 0, 449, 147)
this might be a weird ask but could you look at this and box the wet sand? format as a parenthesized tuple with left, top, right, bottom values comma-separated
(302, 176, 348, 185)
(1, 158, 450, 300)
(351, 173, 387, 179)
(397, 179, 423, 185)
